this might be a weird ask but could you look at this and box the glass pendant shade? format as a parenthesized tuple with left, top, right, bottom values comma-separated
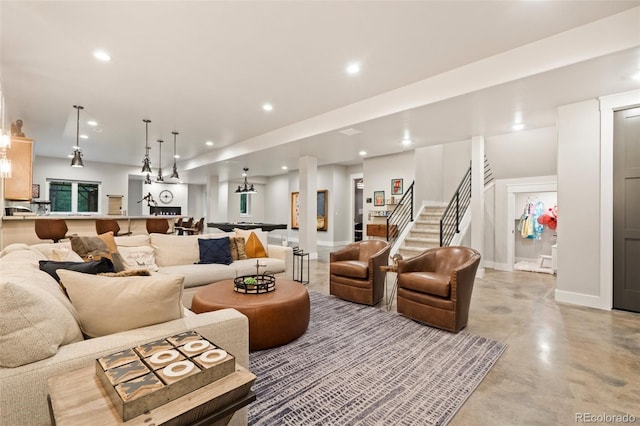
(170, 131, 179, 180)
(0, 157, 11, 178)
(70, 105, 84, 167)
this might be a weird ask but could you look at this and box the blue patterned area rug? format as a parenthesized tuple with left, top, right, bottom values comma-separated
(248, 291, 506, 425)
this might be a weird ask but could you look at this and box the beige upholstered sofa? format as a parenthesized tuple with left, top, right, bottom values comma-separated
(32, 230, 293, 308)
(0, 245, 251, 426)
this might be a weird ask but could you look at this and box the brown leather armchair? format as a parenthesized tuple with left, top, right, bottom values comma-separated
(330, 240, 391, 305)
(34, 219, 69, 243)
(95, 219, 131, 236)
(396, 246, 481, 332)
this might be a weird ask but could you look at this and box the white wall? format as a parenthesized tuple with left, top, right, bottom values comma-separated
(265, 174, 290, 224)
(225, 182, 266, 223)
(483, 184, 495, 265)
(363, 151, 415, 223)
(188, 183, 206, 221)
(137, 181, 189, 216)
(485, 127, 557, 180)
(556, 99, 601, 306)
(415, 145, 443, 205)
(443, 139, 471, 199)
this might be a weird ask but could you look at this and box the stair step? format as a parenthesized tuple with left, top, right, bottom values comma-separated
(415, 219, 439, 226)
(410, 228, 439, 235)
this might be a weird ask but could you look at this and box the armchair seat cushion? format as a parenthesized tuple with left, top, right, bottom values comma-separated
(330, 260, 369, 279)
(398, 272, 450, 298)
(330, 273, 373, 289)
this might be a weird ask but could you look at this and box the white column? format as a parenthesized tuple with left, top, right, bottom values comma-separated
(299, 156, 318, 259)
(217, 180, 229, 222)
(206, 175, 218, 221)
(471, 136, 485, 278)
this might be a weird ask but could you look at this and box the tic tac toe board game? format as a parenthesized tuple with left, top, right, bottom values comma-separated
(95, 331, 235, 421)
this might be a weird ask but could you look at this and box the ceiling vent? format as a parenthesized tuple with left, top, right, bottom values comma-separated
(338, 128, 362, 136)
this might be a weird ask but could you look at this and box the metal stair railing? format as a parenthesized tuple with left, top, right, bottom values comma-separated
(386, 181, 414, 245)
(440, 165, 471, 247)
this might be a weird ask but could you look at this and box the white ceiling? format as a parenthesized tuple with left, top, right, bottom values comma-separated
(1, 1, 640, 183)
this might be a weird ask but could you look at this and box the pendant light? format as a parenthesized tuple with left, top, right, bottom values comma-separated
(156, 139, 164, 182)
(70, 105, 84, 167)
(141, 119, 152, 173)
(170, 131, 179, 180)
(234, 167, 256, 194)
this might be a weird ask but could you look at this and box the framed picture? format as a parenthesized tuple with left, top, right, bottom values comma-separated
(391, 178, 403, 196)
(32, 184, 40, 199)
(291, 190, 329, 231)
(374, 191, 385, 206)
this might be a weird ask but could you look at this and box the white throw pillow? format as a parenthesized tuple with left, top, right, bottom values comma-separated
(118, 245, 159, 271)
(0, 262, 83, 367)
(115, 234, 151, 247)
(150, 233, 200, 266)
(58, 270, 184, 338)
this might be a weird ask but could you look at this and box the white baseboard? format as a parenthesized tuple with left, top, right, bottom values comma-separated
(482, 260, 494, 269)
(492, 262, 512, 272)
(554, 289, 611, 311)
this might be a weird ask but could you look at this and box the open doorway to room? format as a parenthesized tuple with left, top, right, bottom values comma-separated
(351, 174, 364, 242)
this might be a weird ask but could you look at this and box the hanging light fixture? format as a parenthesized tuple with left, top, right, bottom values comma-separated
(0, 130, 10, 178)
(156, 139, 164, 182)
(170, 131, 179, 180)
(141, 119, 153, 184)
(235, 167, 256, 194)
(70, 105, 84, 167)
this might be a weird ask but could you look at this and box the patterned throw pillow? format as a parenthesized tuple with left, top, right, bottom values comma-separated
(197, 237, 232, 265)
(229, 236, 248, 261)
(70, 232, 125, 272)
(118, 245, 159, 271)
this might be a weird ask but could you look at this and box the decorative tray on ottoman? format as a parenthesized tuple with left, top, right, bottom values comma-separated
(234, 274, 276, 294)
(95, 331, 235, 421)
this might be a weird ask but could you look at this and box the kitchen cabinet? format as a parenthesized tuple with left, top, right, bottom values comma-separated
(3, 137, 33, 201)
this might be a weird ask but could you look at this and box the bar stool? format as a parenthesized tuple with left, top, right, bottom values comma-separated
(95, 219, 131, 236)
(35, 219, 69, 243)
(146, 218, 171, 234)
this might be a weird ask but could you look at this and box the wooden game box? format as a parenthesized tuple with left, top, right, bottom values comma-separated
(95, 331, 235, 421)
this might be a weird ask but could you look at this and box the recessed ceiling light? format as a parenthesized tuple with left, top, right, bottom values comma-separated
(93, 50, 111, 62)
(632, 71, 640, 81)
(174, 155, 180, 159)
(87, 120, 97, 126)
(205, 141, 214, 146)
(67, 154, 74, 158)
(281, 166, 288, 170)
(262, 103, 273, 112)
(359, 150, 367, 156)
(512, 123, 525, 131)
(79, 134, 89, 139)
(346, 62, 361, 75)
(402, 138, 412, 146)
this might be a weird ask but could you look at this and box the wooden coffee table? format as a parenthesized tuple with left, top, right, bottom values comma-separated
(47, 365, 255, 426)
(191, 279, 310, 351)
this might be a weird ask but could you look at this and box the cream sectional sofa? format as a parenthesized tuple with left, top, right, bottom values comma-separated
(32, 231, 294, 308)
(0, 245, 250, 426)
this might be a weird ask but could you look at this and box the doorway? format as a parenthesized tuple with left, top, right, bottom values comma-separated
(350, 173, 364, 242)
(613, 107, 640, 313)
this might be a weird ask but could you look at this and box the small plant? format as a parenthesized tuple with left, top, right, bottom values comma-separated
(243, 277, 258, 285)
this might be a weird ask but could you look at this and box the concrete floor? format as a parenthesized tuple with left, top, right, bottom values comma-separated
(297, 248, 640, 426)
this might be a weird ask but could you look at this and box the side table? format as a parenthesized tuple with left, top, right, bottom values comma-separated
(292, 247, 310, 284)
(47, 365, 256, 426)
(380, 265, 398, 312)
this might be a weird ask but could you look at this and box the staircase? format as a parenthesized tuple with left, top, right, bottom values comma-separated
(398, 206, 444, 258)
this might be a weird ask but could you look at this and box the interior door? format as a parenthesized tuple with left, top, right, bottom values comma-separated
(613, 107, 640, 313)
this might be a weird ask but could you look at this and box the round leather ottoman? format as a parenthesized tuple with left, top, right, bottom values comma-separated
(191, 279, 310, 351)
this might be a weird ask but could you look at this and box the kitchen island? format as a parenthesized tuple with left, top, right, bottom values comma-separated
(0, 215, 181, 248)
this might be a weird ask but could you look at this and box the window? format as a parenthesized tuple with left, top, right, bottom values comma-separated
(49, 180, 100, 213)
(240, 193, 251, 216)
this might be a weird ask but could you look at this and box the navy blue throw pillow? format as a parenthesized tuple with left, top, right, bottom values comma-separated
(39, 258, 115, 282)
(198, 237, 233, 265)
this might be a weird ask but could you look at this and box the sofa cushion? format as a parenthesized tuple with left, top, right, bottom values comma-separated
(233, 257, 286, 277)
(244, 232, 267, 258)
(157, 264, 237, 289)
(150, 233, 200, 266)
(118, 245, 159, 271)
(0, 251, 83, 367)
(330, 260, 369, 279)
(398, 272, 450, 298)
(198, 237, 232, 265)
(58, 270, 184, 338)
(30, 241, 83, 262)
(115, 234, 151, 247)
(39, 258, 115, 282)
